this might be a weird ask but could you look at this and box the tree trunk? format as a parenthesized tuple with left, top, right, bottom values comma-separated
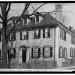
(2, 21, 9, 68)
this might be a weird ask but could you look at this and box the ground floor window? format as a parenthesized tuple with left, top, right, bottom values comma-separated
(63, 48, 67, 58)
(59, 47, 67, 58)
(43, 46, 53, 58)
(59, 46, 63, 58)
(31, 46, 40, 58)
(8, 48, 16, 59)
(70, 48, 75, 57)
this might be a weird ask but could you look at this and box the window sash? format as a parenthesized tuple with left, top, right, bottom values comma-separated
(20, 31, 28, 40)
(59, 47, 63, 58)
(43, 28, 50, 38)
(43, 46, 53, 58)
(34, 29, 40, 39)
(32, 47, 40, 58)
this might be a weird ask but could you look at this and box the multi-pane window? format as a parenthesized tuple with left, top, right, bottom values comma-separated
(63, 48, 67, 58)
(70, 48, 75, 57)
(43, 28, 50, 38)
(59, 47, 67, 58)
(43, 46, 53, 58)
(9, 32, 16, 41)
(31, 47, 40, 58)
(20, 31, 28, 40)
(34, 29, 40, 39)
(71, 36, 75, 45)
(8, 48, 16, 59)
(60, 29, 66, 41)
(59, 47, 63, 58)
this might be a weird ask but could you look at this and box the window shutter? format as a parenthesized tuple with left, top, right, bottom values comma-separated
(43, 28, 45, 38)
(38, 48, 40, 57)
(43, 47, 44, 57)
(0, 32, 1, 42)
(13, 32, 16, 41)
(48, 28, 50, 37)
(38, 29, 40, 38)
(20, 31, 22, 40)
(26, 31, 28, 40)
(31, 48, 33, 58)
(14, 48, 16, 58)
(50, 47, 53, 57)
(8, 49, 11, 59)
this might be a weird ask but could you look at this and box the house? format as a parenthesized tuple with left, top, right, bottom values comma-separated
(0, 3, 75, 69)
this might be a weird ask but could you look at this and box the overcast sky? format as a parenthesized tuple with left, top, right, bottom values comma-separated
(8, 3, 75, 29)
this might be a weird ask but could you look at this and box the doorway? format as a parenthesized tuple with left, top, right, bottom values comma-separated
(22, 50, 26, 63)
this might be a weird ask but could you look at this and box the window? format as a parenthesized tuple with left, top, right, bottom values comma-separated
(71, 36, 75, 45)
(43, 46, 53, 58)
(43, 28, 50, 38)
(60, 29, 66, 41)
(8, 48, 16, 59)
(70, 47, 73, 57)
(34, 29, 40, 39)
(31, 47, 40, 58)
(20, 31, 28, 40)
(9, 32, 16, 41)
(35, 15, 39, 23)
(59, 47, 63, 58)
(63, 48, 67, 58)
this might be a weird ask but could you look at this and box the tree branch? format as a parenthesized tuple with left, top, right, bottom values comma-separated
(6, 3, 11, 18)
(29, 3, 47, 16)
(0, 15, 3, 20)
(0, 21, 3, 24)
(6, 3, 31, 38)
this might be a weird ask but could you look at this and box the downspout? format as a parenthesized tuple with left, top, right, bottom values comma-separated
(54, 27, 56, 68)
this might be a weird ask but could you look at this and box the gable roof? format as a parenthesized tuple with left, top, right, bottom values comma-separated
(15, 12, 58, 30)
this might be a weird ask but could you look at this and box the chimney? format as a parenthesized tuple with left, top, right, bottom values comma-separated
(55, 3, 63, 23)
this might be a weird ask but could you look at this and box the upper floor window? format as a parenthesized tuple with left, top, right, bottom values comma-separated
(31, 46, 40, 58)
(9, 32, 16, 41)
(71, 36, 75, 45)
(60, 29, 66, 41)
(43, 28, 50, 38)
(43, 46, 53, 58)
(34, 29, 40, 39)
(20, 31, 28, 40)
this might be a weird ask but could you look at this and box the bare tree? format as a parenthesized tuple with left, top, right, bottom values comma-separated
(0, 3, 47, 68)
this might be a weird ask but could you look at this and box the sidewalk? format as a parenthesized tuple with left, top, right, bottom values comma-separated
(51, 66, 75, 71)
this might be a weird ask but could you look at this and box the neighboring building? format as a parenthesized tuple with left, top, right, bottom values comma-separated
(0, 3, 75, 69)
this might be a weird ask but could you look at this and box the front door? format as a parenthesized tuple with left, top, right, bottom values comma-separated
(22, 50, 26, 63)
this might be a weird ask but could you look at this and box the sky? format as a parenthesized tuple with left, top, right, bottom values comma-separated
(7, 3, 75, 29)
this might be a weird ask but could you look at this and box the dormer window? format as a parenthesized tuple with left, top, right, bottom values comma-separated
(35, 15, 39, 23)
(22, 18, 27, 25)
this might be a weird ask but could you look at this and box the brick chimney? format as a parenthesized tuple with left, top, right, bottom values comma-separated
(55, 3, 63, 23)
